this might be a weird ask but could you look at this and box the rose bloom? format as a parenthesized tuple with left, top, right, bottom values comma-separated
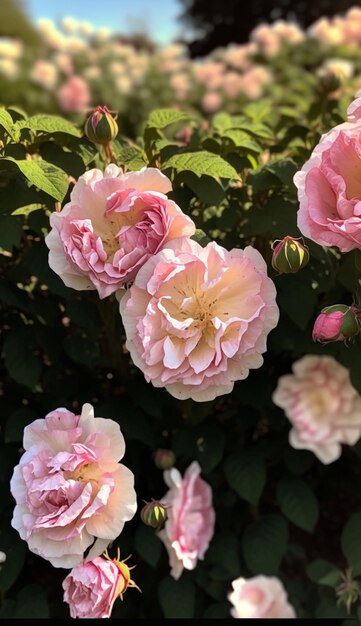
(201, 91, 222, 113)
(56, 75, 91, 113)
(10, 403, 137, 568)
(157, 461, 215, 579)
(63, 553, 139, 618)
(228, 575, 296, 618)
(294, 105, 361, 252)
(45, 166, 195, 299)
(272, 355, 361, 464)
(120, 238, 279, 402)
(30, 60, 58, 90)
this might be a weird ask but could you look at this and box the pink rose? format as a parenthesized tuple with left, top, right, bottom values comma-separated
(294, 113, 361, 252)
(228, 575, 296, 618)
(10, 403, 137, 567)
(272, 355, 361, 464)
(63, 554, 139, 618)
(120, 238, 279, 402)
(347, 90, 361, 121)
(157, 461, 215, 579)
(45, 166, 195, 299)
(312, 305, 360, 343)
(56, 75, 91, 112)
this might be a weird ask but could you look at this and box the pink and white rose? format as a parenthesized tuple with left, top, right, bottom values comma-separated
(272, 355, 361, 464)
(228, 575, 296, 618)
(120, 238, 279, 402)
(45, 166, 195, 299)
(294, 106, 361, 252)
(157, 461, 215, 579)
(63, 553, 138, 618)
(56, 75, 91, 112)
(63, 557, 122, 618)
(10, 403, 137, 568)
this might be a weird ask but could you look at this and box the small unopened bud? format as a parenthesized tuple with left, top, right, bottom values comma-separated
(312, 304, 360, 343)
(84, 105, 118, 145)
(319, 71, 342, 94)
(271, 236, 309, 274)
(140, 500, 167, 529)
(154, 449, 176, 470)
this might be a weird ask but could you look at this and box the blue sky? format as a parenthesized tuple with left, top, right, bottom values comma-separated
(26, 0, 182, 43)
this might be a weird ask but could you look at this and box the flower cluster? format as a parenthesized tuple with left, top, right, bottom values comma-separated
(46, 165, 279, 402)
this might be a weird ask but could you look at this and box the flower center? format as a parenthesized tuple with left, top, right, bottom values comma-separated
(71, 462, 100, 485)
(304, 388, 333, 421)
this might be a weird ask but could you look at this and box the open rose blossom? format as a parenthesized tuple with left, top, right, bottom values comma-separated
(272, 355, 361, 464)
(228, 575, 296, 618)
(63, 552, 139, 618)
(10, 403, 137, 568)
(294, 99, 361, 252)
(120, 238, 279, 402)
(45, 166, 195, 299)
(157, 461, 215, 579)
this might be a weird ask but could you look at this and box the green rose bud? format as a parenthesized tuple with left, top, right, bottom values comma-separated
(84, 105, 118, 145)
(271, 236, 309, 274)
(140, 500, 167, 529)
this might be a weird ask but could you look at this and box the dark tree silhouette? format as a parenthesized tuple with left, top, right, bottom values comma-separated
(0, 0, 40, 46)
(179, 0, 359, 56)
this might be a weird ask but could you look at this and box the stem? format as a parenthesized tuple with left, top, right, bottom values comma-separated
(103, 142, 118, 166)
(94, 295, 129, 384)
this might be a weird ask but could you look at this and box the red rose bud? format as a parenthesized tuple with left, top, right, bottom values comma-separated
(271, 236, 309, 274)
(312, 304, 360, 343)
(154, 448, 176, 470)
(84, 105, 118, 145)
(140, 500, 167, 529)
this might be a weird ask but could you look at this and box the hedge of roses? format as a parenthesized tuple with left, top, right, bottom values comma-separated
(0, 7, 361, 622)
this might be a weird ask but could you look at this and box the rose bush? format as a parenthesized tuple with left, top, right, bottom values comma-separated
(1, 6, 361, 620)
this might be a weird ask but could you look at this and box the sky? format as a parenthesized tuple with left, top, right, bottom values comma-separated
(26, 0, 182, 44)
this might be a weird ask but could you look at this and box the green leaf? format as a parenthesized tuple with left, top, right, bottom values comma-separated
(276, 475, 319, 532)
(158, 576, 195, 618)
(341, 512, 361, 575)
(14, 585, 49, 618)
(0, 108, 18, 140)
(11, 203, 44, 216)
(135, 525, 161, 568)
(0, 216, 22, 250)
(242, 514, 289, 575)
(3, 330, 42, 388)
(223, 129, 262, 153)
(163, 151, 239, 180)
(267, 159, 298, 187)
(21, 114, 80, 137)
(113, 144, 147, 171)
(212, 112, 233, 131)
(172, 424, 226, 473)
(70, 137, 98, 165)
(206, 529, 240, 577)
(306, 559, 342, 587)
(224, 449, 266, 504)
(148, 108, 191, 129)
(0, 158, 68, 201)
(191, 229, 211, 246)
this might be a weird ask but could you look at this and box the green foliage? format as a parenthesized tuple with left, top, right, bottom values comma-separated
(276, 475, 319, 532)
(0, 65, 360, 622)
(341, 513, 361, 576)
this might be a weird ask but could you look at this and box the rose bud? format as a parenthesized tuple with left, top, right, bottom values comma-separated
(271, 236, 309, 274)
(154, 449, 176, 470)
(319, 71, 342, 94)
(140, 500, 167, 529)
(84, 105, 118, 145)
(312, 304, 360, 343)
